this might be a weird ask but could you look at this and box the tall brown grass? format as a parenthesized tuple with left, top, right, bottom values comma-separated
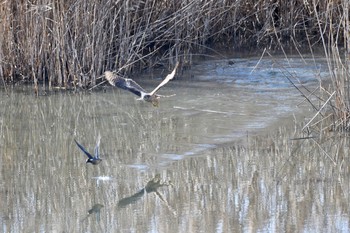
(0, 1, 348, 117)
(284, 0, 350, 131)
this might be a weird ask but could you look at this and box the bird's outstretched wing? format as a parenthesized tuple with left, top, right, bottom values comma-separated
(149, 62, 179, 96)
(94, 135, 101, 159)
(74, 139, 94, 159)
(123, 78, 148, 97)
(105, 71, 147, 97)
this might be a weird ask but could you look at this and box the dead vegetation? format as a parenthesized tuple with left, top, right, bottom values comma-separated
(277, 0, 350, 132)
(0, 1, 345, 85)
(0, 0, 349, 127)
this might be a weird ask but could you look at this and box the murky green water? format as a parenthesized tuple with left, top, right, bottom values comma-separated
(1, 57, 349, 232)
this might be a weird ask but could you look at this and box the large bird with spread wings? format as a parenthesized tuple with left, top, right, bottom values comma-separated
(105, 62, 179, 106)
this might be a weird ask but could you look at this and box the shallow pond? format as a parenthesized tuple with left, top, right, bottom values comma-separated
(1, 56, 349, 232)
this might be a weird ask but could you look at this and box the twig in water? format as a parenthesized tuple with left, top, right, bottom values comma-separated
(289, 136, 317, 140)
(302, 91, 335, 131)
(88, 75, 107, 91)
(310, 137, 336, 165)
(1, 74, 9, 97)
(250, 48, 267, 74)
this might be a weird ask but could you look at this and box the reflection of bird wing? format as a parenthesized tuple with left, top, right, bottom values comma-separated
(94, 135, 101, 159)
(105, 71, 147, 97)
(149, 62, 179, 96)
(88, 204, 104, 215)
(74, 139, 94, 159)
(117, 189, 145, 208)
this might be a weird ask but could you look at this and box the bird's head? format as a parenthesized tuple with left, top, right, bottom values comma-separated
(104, 71, 120, 86)
(86, 158, 93, 164)
(104, 71, 113, 78)
(86, 158, 102, 165)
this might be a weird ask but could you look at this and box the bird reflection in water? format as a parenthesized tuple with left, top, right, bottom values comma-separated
(81, 203, 104, 222)
(117, 174, 173, 209)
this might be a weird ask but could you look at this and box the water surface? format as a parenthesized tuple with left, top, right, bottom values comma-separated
(1, 56, 348, 232)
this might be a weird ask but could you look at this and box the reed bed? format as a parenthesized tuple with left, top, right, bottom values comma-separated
(0, 0, 349, 127)
(0, 1, 345, 85)
(281, 0, 350, 131)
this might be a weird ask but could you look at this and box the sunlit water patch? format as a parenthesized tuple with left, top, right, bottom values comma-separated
(191, 56, 328, 89)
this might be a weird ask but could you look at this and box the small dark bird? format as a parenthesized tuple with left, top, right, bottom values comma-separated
(74, 135, 102, 165)
(228, 60, 235, 65)
(105, 62, 179, 106)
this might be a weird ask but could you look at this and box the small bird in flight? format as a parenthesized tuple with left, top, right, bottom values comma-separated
(74, 135, 102, 165)
(104, 62, 179, 106)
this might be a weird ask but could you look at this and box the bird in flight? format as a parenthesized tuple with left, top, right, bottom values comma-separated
(104, 62, 179, 106)
(74, 135, 102, 165)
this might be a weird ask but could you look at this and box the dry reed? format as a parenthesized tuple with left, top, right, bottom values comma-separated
(0, 1, 344, 85)
(0, 1, 349, 128)
(286, 0, 350, 131)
